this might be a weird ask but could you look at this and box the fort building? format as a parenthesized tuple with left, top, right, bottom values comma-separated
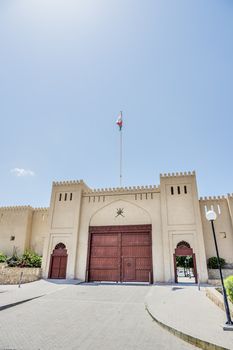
(1, 171, 233, 283)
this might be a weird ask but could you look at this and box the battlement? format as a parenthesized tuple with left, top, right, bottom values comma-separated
(53, 179, 84, 186)
(199, 195, 226, 201)
(83, 184, 160, 195)
(33, 207, 49, 212)
(0, 206, 49, 212)
(0, 205, 33, 211)
(160, 171, 195, 178)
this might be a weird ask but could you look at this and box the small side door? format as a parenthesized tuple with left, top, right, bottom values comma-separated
(122, 257, 136, 281)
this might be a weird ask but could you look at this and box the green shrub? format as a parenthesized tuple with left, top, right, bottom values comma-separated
(0, 252, 7, 263)
(18, 250, 42, 268)
(224, 275, 233, 303)
(6, 251, 42, 268)
(207, 257, 226, 269)
(6, 253, 20, 267)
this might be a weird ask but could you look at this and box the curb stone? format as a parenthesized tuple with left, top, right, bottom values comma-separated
(145, 303, 230, 350)
(206, 288, 233, 318)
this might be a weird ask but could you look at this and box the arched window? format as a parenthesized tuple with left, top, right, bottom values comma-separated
(176, 241, 190, 249)
(55, 242, 66, 250)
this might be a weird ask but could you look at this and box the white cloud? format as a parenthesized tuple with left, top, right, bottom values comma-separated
(11, 168, 35, 177)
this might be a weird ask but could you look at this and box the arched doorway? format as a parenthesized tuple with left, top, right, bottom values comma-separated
(173, 241, 197, 283)
(49, 243, 68, 279)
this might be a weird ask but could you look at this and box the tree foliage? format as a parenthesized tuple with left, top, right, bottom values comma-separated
(176, 256, 193, 268)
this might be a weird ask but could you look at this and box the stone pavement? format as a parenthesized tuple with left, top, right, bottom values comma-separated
(0, 279, 81, 308)
(145, 284, 233, 350)
(0, 282, 196, 350)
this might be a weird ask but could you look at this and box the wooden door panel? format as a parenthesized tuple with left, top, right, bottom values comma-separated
(123, 257, 136, 281)
(52, 256, 60, 268)
(90, 257, 118, 269)
(50, 256, 60, 278)
(136, 269, 150, 282)
(122, 246, 151, 257)
(59, 256, 67, 278)
(50, 254, 67, 279)
(136, 257, 152, 269)
(89, 233, 120, 281)
(92, 234, 118, 246)
(89, 269, 119, 281)
(88, 226, 152, 283)
(91, 246, 118, 257)
(122, 234, 151, 246)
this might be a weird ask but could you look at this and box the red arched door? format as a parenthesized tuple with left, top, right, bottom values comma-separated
(173, 241, 197, 283)
(49, 243, 68, 279)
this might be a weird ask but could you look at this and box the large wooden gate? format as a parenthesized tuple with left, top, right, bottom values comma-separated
(49, 243, 68, 279)
(87, 225, 152, 283)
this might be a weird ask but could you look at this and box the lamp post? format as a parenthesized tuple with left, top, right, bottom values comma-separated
(206, 209, 233, 330)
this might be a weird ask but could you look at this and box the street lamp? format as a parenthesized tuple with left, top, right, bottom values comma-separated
(206, 209, 233, 330)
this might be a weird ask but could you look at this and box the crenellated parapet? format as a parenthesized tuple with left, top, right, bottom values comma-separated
(52, 179, 91, 193)
(33, 207, 49, 212)
(0, 205, 33, 211)
(199, 195, 226, 201)
(53, 179, 84, 186)
(83, 184, 160, 196)
(160, 171, 195, 177)
(0, 206, 49, 212)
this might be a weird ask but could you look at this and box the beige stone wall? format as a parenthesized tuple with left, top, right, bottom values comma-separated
(200, 197, 233, 265)
(75, 172, 209, 283)
(42, 180, 89, 279)
(0, 206, 33, 256)
(0, 265, 42, 284)
(76, 186, 163, 282)
(30, 208, 49, 256)
(0, 206, 48, 258)
(160, 172, 208, 283)
(208, 268, 233, 280)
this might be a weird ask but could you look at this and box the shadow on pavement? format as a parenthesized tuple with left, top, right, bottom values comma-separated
(0, 295, 44, 312)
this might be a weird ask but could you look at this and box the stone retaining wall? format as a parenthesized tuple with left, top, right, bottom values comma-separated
(208, 268, 233, 280)
(206, 288, 233, 317)
(0, 264, 42, 284)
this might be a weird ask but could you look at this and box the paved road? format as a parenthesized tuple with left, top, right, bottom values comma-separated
(0, 283, 196, 350)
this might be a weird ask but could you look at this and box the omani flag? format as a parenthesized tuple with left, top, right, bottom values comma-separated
(116, 112, 123, 131)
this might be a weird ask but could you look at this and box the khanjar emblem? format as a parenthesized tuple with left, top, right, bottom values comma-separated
(116, 208, 124, 218)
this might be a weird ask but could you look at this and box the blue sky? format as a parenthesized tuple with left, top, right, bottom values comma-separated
(0, 0, 233, 207)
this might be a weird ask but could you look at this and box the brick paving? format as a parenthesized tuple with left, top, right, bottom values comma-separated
(0, 282, 196, 350)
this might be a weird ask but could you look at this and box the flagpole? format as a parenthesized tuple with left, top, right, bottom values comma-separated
(120, 111, 123, 187)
